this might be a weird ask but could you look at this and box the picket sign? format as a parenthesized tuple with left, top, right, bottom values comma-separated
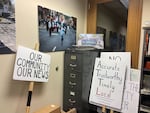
(100, 52, 131, 113)
(13, 43, 51, 113)
(13, 44, 50, 82)
(89, 58, 126, 113)
(89, 52, 129, 113)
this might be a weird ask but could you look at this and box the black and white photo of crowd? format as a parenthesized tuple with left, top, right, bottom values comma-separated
(0, 0, 16, 54)
(38, 6, 77, 52)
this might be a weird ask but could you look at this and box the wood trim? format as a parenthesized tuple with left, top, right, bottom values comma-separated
(96, 0, 112, 4)
(87, 0, 112, 33)
(87, 0, 143, 68)
(126, 0, 143, 68)
(87, 0, 97, 33)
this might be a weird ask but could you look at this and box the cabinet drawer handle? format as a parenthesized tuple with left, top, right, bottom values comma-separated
(68, 99, 76, 103)
(70, 91, 75, 96)
(69, 81, 76, 86)
(69, 64, 77, 67)
(70, 73, 76, 78)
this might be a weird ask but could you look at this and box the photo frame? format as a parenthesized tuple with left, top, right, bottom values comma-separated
(38, 6, 77, 52)
(0, 0, 16, 54)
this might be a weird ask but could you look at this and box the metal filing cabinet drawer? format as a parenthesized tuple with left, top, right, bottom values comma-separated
(64, 71, 82, 84)
(64, 53, 82, 72)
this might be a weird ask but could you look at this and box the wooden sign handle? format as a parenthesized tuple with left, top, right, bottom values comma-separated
(102, 106, 114, 113)
(102, 106, 106, 113)
(26, 81, 34, 113)
(26, 43, 39, 113)
(110, 109, 114, 113)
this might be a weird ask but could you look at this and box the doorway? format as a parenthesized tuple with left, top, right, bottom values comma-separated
(87, 0, 143, 68)
(96, 0, 128, 51)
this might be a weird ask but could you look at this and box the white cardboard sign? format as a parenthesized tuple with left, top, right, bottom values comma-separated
(121, 80, 140, 113)
(89, 58, 126, 110)
(13, 46, 51, 82)
(121, 69, 141, 113)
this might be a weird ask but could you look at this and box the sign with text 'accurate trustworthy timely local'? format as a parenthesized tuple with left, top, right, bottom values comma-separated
(89, 58, 126, 110)
(13, 46, 51, 82)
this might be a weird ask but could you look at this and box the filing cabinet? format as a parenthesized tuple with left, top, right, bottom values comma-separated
(63, 49, 99, 113)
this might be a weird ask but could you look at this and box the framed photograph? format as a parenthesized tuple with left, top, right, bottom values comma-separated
(0, 0, 16, 54)
(38, 6, 77, 52)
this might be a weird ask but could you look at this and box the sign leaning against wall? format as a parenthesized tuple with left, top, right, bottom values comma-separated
(0, 0, 16, 54)
(13, 45, 51, 82)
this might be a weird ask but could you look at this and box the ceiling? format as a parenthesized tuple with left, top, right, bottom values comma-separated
(98, 0, 128, 22)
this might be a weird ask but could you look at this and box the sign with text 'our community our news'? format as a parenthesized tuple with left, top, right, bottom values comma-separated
(13, 46, 51, 82)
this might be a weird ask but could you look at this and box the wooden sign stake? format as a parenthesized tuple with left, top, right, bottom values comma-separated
(110, 110, 114, 113)
(102, 106, 106, 113)
(26, 43, 39, 113)
(102, 106, 114, 113)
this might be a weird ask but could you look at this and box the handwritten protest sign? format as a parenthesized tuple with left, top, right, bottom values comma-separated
(13, 46, 51, 82)
(121, 81, 140, 113)
(121, 69, 141, 113)
(89, 58, 126, 110)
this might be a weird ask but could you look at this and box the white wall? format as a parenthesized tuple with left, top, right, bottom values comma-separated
(139, 0, 150, 68)
(0, 0, 87, 113)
